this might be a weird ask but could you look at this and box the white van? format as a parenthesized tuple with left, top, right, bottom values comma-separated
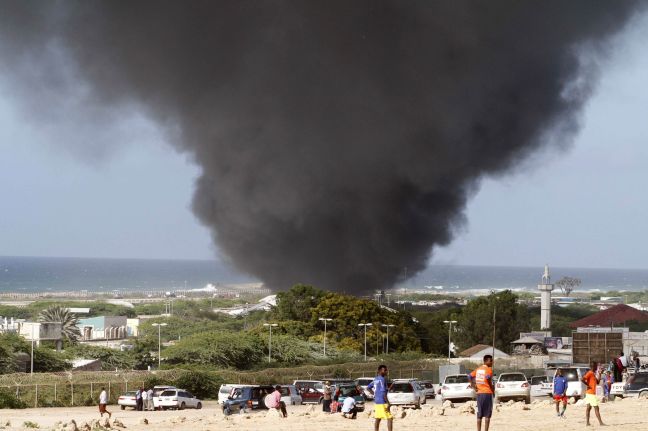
(554, 367, 590, 400)
(218, 384, 252, 404)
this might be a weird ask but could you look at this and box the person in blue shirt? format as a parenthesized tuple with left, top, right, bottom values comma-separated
(553, 368, 568, 418)
(366, 364, 392, 431)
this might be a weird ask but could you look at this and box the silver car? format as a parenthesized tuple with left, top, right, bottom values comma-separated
(278, 384, 303, 405)
(495, 373, 530, 404)
(440, 374, 475, 402)
(387, 379, 426, 408)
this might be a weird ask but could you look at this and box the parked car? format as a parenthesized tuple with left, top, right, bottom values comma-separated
(117, 391, 138, 410)
(333, 384, 365, 412)
(151, 385, 176, 410)
(157, 389, 203, 410)
(387, 379, 426, 408)
(440, 374, 475, 402)
(530, 375, 550, 397)
(218, 384, 252, 404)
(355, 377, 375, 400)
(418, 380, 436, 399)
(495, 373, 530, 404)
(554, 367, 589, 400)
(279, 384, 303, 405)
(299, 386, 324, 404)
(222, 385, 275, 415)
(611, 381, 625, 398)
(623, 372, 648, 398)
(293, 380, 324, 393)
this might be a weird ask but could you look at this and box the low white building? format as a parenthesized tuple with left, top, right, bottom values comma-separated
(459, 344, 509, 360)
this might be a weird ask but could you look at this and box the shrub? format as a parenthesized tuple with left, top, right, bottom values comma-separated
(172, 371, 222, 400)
(0, 388, 27, 409)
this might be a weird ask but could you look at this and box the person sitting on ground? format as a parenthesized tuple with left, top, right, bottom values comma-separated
(265, 385, 288, 418)
(341, 390, 358, 419)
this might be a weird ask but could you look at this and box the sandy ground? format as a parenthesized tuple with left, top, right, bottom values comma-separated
(0, 397, 646, 431)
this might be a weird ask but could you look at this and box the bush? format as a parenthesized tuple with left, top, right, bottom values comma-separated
(172, 371, 223, 400)
(164, 332, 264, 369)
(0, 388, 27, 409)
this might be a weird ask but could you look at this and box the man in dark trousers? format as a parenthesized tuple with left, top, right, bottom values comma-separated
(469, 355, 495, 431)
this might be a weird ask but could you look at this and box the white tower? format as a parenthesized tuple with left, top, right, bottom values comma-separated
(538, 264, 554, 330)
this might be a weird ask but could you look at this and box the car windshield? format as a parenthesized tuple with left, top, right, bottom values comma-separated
(390, 383, 413, 393)
(220, 387, 231, 394)
(559, 368, 580, 382)
(445, 375, 469, 384)
(123, 392, 137, 396)
(499, 374, 526, 382)
(160, 390, 176, 396)
(357, 379, 373, 385)
(339, 386, 357, 396)
(279, 387, 291, 396)
(421, 382, 434, 388)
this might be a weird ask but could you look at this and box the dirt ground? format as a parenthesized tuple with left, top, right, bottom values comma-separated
(0, 397, 646, 431)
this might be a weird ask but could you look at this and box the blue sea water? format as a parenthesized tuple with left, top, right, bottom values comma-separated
(1, 256, 647, 293)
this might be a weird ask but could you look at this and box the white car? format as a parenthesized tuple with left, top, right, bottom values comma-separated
(418, 380, 436, 399)
(355, 377, 375, 400)
(530, 375, 550, 397)
(554, 367, 589, 400)
(495, 373, 530, 404)
(279, 384, 303, 405)
(440, 374, 475, 402)
(387, 379, 426, 408)
(157, 389, 203, 410)
(610, 381, 625, 398)
(152, 385, 176, 410)
(117, 391, 138, 410)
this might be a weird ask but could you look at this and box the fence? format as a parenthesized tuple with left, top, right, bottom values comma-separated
(3, 381, 146, 408)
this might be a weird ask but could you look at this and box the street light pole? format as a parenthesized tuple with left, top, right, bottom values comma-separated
(30, 323, 35, 376)
(358, 323, 373, 361)
(381, 324, 395, 354)
(318, 318, 333, 356)
(263, 323, 278, 362)
(152, 323, 168, 368)
(443, 320, 457, 363)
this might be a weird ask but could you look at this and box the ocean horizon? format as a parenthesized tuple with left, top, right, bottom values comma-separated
(1, 255, 647, 294)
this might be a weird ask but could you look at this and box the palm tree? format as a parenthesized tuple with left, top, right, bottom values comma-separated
(39, 305, 82, 343)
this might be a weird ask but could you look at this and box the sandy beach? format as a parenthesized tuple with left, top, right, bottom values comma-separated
(0, 397, 646, 431)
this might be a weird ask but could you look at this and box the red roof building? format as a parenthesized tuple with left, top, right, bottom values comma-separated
(569, 304, 648, 328)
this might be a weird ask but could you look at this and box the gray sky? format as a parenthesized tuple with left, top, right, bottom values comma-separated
(1, 13, 647, 270)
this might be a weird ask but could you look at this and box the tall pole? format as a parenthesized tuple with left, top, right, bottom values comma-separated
(443, 320, 457, 363)
(158, 324, 162, 368)
(30, 324, 34, 376)
(358, 323, 372, 361)
(381, 324, 395, 354)
(318, 318, 332, 356)
(492, 306, 497, 360)
(264, 324, 278, 362)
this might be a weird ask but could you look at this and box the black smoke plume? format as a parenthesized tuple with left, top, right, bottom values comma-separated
(0, 1, 643, 292)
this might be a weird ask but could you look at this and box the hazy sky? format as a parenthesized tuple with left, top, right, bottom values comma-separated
(1, 13, 647, 270)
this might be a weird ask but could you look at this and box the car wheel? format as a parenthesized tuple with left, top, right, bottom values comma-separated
(120, 406, 125, 410)
(197, 402, 202, 409)
(525, 397, 531, 404)
(639, 391, 648, 399)
(180, 402, 186, 410)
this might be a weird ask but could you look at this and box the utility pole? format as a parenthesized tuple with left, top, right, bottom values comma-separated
(381, 324, 395, 354)
(491, 307, 497, 360)
(151, 322, 168, 368)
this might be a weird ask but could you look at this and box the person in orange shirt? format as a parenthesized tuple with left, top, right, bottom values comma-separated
(581, 361, 605, 426)
(469, 355, 494, 431)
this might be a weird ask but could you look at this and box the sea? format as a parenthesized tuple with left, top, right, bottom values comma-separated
(1, 256, 648, 294)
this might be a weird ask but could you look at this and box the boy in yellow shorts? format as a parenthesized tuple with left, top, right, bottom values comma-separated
(582, 361, 605, 426)
(367, 364, 392, 431)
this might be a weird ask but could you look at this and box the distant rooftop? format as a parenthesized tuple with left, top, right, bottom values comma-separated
(569, 303, 648, 328)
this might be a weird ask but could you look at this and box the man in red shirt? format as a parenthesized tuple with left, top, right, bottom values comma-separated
(582, 361, 604, 426)
(469, 355, 494, 431)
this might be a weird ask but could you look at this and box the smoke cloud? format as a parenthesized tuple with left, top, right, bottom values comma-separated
(0, 1, 643, 292)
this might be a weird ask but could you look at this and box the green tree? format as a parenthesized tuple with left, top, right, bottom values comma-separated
(457, 290, 530, 352)
(38, 305, 81, 343)
(412, 306, 462, 355)
(274, 284, 327, 322)
(164, 331, 264, 369)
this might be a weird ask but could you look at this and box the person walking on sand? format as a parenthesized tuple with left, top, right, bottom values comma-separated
(367, 364, 393, 431)
(99, 387, 111, 419)
(582, 361, 605, 426)
(553, 368, 568, 418)
(469, 355, 494, 431)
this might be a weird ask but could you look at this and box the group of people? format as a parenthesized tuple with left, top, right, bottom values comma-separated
(321, 381, 363, 419)
(134, 387, 155, 411)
